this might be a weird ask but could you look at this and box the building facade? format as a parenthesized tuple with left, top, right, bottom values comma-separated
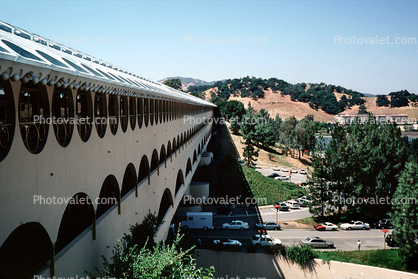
(0, 21, 215, 277)
(334, 113, 410, 125)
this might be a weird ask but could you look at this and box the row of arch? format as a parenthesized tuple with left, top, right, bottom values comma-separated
(0, 128, 212, 278)
(0, 79, 213, 161)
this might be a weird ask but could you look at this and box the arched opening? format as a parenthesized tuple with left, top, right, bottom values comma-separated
(94, 92, 107, 138)
(157, 188, 174, 224)
(154, 99, 159, 125)
(129, 96, 136, 130)
(96, 175, 120, 218)
(186, 158, 192, 177)
(52, 87, 74, 147)
(163, 100, 167, 123)
(198, 144, 201, 155)
(56, 193, 95, 253)
(137, 97, 143, 129)
(76, 89, 93, 142)
(120, 95, 128, 133)
(167, 140, 172, 161)
(138, 155, 150, 185)
(151, 149, 159, 174)
(177, 135, 180, 150)
(121, 163, 138, 197)
(160, 144, 166, 167)
(193, 150, 197, 164)
(0, 222, 53, 279)
(175, 169, 184, 197)
(108, 94, 119, 135)
(181, 133, 184, 147)
(0, 81, 15, 162)
(19, 83, 50, 153)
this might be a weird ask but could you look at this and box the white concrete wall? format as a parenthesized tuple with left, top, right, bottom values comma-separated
(0, 80, 214, 276)
(195, 250, 418, 279)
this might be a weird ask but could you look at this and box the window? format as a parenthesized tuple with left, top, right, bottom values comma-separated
(2, 39, 43, 61)
(35, 50, 69, 69)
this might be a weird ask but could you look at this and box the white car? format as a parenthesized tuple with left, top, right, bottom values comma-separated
(222, 220, 249, 230)
(314, 222, 338, 231)
(272, 165, 280, 171)
(340, 220, 370, 230)
(281, 166, 289, 172)
(300, 168, 307, 174)
(291, 167, 298, 173)
(251, 234, 282, 248)
(275, 175, 289, 180)
(214, 239, 242, 246)
(285, 200, 300, 209)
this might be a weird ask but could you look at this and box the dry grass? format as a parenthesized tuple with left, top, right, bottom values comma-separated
(225, 122, 313, 170)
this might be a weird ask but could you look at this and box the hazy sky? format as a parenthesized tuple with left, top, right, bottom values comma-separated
(1, 0, 418, 95)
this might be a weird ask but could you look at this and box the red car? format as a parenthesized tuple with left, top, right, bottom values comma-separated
(314, 222, 338, 231)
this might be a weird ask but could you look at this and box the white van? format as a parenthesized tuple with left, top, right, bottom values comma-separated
(285, 200, 300, 209)
(181, 212, 214, 230)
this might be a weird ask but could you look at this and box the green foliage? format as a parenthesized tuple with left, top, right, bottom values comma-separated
(162, 78, 182, 91)
(317, 250, 407, 272)
(309, 115, 409, 220)
(241, 165, 305, 205)
(376, 95, 390, 107)
(91, 214, 215, 279)
(389, 90, 410, 108)
(242, 137, 259, 166)
(286, 244, 317, 265)
(391, 161, 418, 269)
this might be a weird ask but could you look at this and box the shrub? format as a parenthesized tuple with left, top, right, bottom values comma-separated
(286, 244, 317, 265)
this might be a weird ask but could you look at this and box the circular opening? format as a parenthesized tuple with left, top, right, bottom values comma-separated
(52, 88, 74, 147)
(76, 89, 93, 142)
(108, 95, 119, 135)
(0, 81, 15, 162)
(19, 83, 49, 154)
(129, 97, 136, 131)
(120, 96, 128, 133)
(94, 92, 107, 138)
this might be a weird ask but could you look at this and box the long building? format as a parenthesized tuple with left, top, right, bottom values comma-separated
(0, 21, 215, 278)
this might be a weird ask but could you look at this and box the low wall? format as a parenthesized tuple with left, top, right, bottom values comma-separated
(194, 250, 418, 279)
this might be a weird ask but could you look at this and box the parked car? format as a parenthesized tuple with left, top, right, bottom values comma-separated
(255, 221, 281, 230)
(272, 165, 280, 171)
(385, 234, 398, 247)
(296, 198, 311, 207)
(291, 167, 298, 173)
(222, 220, 249, 230)
(314, 222, 338, 231)
(214, 239, 242, 247)
(285, 200, 300, 209)
(275, 175, 289, 180)
(300, 168, 307, 174)
(300, 237, 335, 248)
(236, 158, 245, 165)
(374, 218, 393, 229)
(267, 173, 281, 179)
(274, 202, 289, 211)
(251, 234, 282, 248)
(281, 166, 289, 172)
(340, 221, 370, 230)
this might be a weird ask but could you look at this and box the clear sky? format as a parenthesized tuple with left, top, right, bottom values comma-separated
(1, 0, 418, 95)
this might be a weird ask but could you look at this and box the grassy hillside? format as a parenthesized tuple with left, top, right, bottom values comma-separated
(241, 165, 305, 205)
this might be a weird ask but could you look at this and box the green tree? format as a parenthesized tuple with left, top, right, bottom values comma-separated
(376, 95, 390, 107)
(295, 119, 316, 157)
(391, 161, 418, 269)
(280, 116, 298, 156)
(162, 78, 182, 91)
(242, 137, 259, 166)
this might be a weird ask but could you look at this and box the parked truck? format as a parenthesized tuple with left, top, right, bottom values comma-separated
(181, 212, 214, 230)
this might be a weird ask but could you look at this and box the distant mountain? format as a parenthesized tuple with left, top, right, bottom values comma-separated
(158, 76, 224, 91)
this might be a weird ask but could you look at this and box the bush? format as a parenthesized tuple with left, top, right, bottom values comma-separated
(286, 244, 317, 265)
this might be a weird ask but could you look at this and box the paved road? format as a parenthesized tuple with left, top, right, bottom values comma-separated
(255, 167, 308, 185)
(268, 228, 394, 251)
(259, 206, 312, 222)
